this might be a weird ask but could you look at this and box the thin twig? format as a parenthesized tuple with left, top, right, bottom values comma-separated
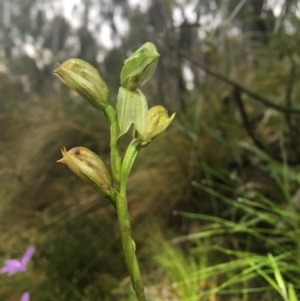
(232, 88, 300, 165)
(232, 87, 269, 154)
(168, 45, 300, 115)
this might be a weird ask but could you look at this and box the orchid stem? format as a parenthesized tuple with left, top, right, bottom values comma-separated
(113, 190, 146, 301)
(104, 105, 122, 183)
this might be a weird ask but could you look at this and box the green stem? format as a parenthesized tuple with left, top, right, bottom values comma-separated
(104, 105, 122, 183)
(113, 190, 146, 301)
(113, 139, 145, 300)
(120, 139, 141, 196)
(104, 114, 144, 299)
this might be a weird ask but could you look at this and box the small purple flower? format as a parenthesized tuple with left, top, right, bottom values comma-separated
(0, 246, 35, 276)
(20, 292, 30, 301)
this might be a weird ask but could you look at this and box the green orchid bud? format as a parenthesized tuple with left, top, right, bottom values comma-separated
(53, 58, 109, 110)
(57, 146, 112, 197)
(116, 87, 148, 137)
(120, 42, 160, 90)
(138, 105, 175, 144)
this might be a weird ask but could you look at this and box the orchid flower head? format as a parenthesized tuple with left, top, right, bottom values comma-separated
(0, 246, 35, 276)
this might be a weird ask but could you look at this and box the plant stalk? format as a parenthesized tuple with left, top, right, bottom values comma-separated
(120, 139, 141, 196)
(113, 190, 146, 301)
(104, 105, 122, 182)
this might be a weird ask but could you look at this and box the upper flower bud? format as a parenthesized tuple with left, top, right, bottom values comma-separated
(57, 147, 112, 197)
(120, 42, 160, 91)
(138, 105, 175, 144)
(53, 58, 109, 110)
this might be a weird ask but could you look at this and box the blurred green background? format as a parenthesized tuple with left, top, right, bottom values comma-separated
(1, 0, 300, 300)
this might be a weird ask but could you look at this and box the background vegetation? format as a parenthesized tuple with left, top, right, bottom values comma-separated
(1, 0, 300, 300)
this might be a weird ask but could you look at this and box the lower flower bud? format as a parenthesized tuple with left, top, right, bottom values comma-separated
(57, 147, 112, 197)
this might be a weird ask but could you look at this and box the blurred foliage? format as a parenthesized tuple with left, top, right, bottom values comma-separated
(1, 0, 300, 300)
